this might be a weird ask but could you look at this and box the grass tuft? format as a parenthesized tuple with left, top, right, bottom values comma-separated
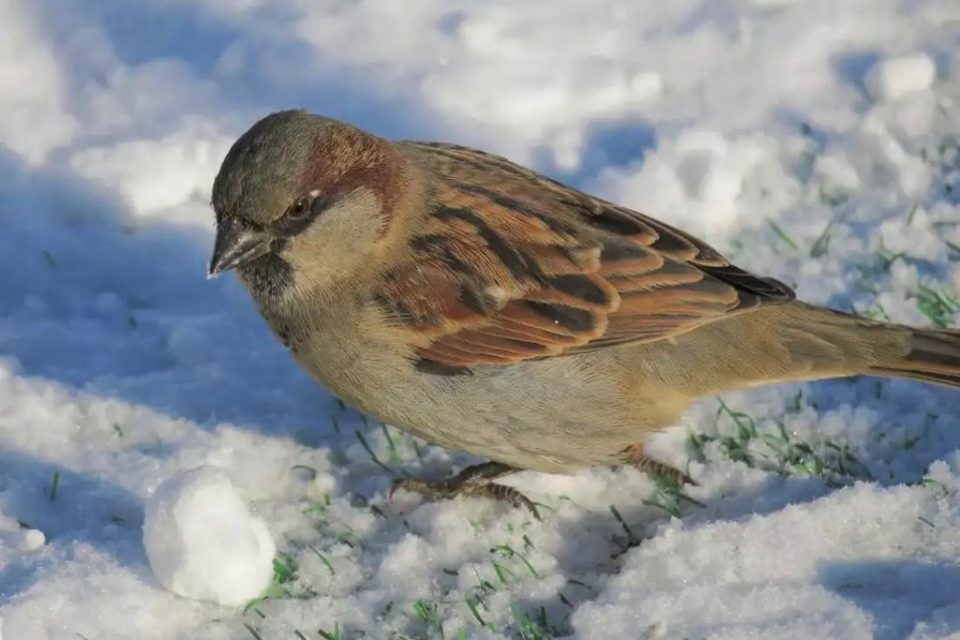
(309, 546, 336, 575)
(244, 623, 265, 640)
(412, 598, 445, 636)
(809, 220, 835, 257)
(915, 284, 960, 328)
(511, 605, 559, 640)
(318, 623, 343, 640)
(688, 399, 873, 485)
(767, 220, 799, 251)
(491, 544, 539, 578)
(48, 471, 61, 502)
(354, 430, 399, 477)
(609, 504, 640, 550)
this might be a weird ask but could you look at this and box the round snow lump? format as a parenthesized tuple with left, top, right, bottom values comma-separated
(866, 53, 936, 100)
(143, 466, 276, 606)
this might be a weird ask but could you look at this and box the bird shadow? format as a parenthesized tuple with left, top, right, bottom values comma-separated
(532, 117, 658, 187)
(0, 148, 339, 442)
(483, 470, 836, 635)
(0, 147, 349, 607)
(0, 447, 149, 603)
(831, 49, 880, 100)
(818, 559, 960, 640)
(41, 0, 438, 143)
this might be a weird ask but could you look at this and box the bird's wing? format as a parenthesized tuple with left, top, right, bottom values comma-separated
(377, 141, 794, 374)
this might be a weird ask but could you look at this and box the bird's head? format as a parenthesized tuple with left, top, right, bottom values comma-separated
(209, 110, 410, 298)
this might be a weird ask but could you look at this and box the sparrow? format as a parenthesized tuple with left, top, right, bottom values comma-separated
(208, 109, 960, 515)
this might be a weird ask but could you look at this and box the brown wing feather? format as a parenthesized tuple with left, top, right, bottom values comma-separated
(377, 141, 794, 372)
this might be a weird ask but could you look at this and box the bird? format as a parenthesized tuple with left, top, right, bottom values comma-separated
(208, 109, 960, 515)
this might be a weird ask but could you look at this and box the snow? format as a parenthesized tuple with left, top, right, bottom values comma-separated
(143, 466, 276, 606)
(0, 0, 76, 163)
(0, 0, 959, 638)
(571, 469, 960, 639)
(866, 53, 939, 101)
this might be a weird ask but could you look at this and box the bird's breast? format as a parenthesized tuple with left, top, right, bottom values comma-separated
(254, 295, 690, 472)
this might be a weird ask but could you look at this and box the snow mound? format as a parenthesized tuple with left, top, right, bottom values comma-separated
(866, 53, 937, 101)
(143, 466, 276, 606)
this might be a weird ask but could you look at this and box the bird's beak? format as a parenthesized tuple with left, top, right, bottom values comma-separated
(207, 217, 273, 278)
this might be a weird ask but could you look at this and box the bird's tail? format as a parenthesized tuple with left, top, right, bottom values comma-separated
(775, 302, 960, 388)
(867, 324, 960, 387)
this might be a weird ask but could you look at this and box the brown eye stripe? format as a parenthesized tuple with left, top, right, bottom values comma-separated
(272, 193, 334, 237)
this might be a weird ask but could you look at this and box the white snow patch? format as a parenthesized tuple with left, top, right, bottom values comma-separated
(143, 466, 276, 606)
(866, 53, 937, 101)
(0, 0, 76, 162)
(70, 126, 233, 223)
(595, 130, 792, 236)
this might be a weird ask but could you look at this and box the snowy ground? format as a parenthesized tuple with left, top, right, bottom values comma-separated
(2, 0, 960, 638)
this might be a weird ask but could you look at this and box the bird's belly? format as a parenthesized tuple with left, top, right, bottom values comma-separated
(293, 330, 684, 472)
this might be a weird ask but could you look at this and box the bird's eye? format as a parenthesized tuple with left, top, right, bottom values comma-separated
(288, 196, 311, 220)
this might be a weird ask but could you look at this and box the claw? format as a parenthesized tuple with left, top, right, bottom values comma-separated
(389, 462, 537, 518)
(463, 482, 541, 520)
(624, 445, 696, 486)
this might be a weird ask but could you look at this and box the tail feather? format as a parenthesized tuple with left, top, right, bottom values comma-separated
(650, 301, 960, 394)
(870, 327, 960, 387)
(759, 302, 960, 389)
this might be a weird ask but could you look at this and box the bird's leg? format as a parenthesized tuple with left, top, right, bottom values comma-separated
(623, 444, 696, 486)
(391, 461, 539, 519)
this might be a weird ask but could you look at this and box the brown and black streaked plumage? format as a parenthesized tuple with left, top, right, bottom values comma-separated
(208, 110, 960, 513)
(382, 140, 795, 372)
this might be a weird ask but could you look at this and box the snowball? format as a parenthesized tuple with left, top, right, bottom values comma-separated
(866, 53, 936, 101)
(19, 528, 45, 551)
(143, 466, 276, 606)
(0, 524, 45, 552)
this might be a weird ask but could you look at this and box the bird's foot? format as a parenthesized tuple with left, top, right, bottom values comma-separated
(624, 445, 696, 487)
(390, 461, 540, 519)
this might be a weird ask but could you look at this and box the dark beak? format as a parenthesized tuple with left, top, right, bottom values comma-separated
(208, 218, 273, 278)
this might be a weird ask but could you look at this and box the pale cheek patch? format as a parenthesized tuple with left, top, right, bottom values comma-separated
(282, 189, 386, 292)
